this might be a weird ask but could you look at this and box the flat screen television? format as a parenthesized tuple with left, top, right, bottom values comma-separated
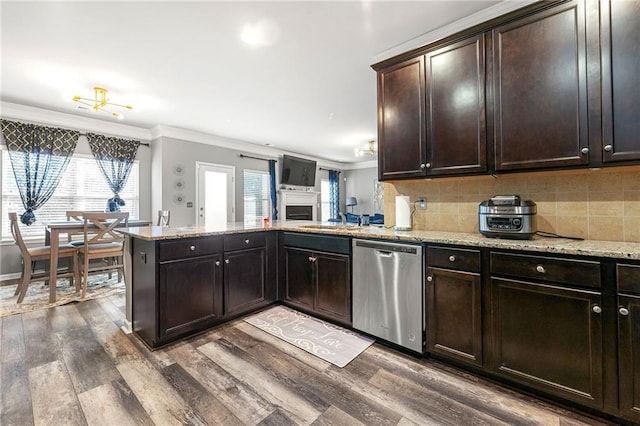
(280, 154, 317, 187)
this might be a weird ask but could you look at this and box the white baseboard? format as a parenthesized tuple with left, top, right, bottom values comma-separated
(0, 272, 21, 283)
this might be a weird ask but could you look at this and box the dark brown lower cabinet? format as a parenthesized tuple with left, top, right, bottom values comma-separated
(314, 252, 351, 324)
(284, 246, 351, 325)
(159, 254, 223, 340)
(490, 277, 603, 409)
(618, 294, 640, 422)
(426, 267, 482, 367)
(223, 247, 266, 316)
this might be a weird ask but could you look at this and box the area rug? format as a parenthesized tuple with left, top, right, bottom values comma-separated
(0, 275, 124, 318)
(244, 305, 374, 367)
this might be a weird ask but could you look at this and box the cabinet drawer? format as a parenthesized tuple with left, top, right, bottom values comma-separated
(490, 252, 600, 289)
(158, 236, 222, 262)
(283, 232, 350, 255)
(224, 232, 266, 252)
(618, 264, 640, 295)
(427, 246, 480, 272)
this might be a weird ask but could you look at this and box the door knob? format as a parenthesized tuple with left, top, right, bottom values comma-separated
(604, 144, 613, 152)
(427, 276, 433, 282)
(536, 265, 545, 273)
(581, 147, 589, 155)
(225, 259, 230, 264)
(448, 255, 456, 262)
(619, 307, 629, 316)
(189, 245, 196, 251)
(592, 305, 602, 314)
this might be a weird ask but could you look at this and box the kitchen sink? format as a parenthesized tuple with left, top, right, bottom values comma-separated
(301, 224, 361, 231)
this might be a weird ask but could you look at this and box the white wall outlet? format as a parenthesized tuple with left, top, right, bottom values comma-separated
(417, 197, 427, 210)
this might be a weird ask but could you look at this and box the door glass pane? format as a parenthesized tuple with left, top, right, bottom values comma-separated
(205, 171, 227, 227)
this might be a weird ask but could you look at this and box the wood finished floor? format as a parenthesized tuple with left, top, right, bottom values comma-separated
(1, 294, 613, 426)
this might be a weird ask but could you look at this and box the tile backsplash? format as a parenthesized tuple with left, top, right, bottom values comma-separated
(383, 167, 640, 242)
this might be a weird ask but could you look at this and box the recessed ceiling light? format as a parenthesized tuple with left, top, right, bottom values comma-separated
(240, 19, 279, 47)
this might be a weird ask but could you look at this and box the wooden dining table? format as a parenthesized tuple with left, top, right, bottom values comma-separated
(46, 219, 151, 303)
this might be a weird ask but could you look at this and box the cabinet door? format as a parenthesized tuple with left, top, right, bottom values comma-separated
(425, 34, 487, 175)
(601, 0, 640, 163)
(377, 56, 427, 180)
(618, 295, 640, 423)
(427, 267, 482, 366)
(224, 247, 266, 316)
(491, 277, 603, 408)
(159, 255, 222, 340)
(493, 0, 589, 171)
(284, 247, 314, 310)
(314, 252, 351, 325)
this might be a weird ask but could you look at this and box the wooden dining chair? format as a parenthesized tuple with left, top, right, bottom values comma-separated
(157, 210, 170, 226)
(78, 212, 129, 297)
(65, 210, 102, 244)
(8, 213, 80, 303)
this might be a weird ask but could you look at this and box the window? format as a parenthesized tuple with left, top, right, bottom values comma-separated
(321, 179, 331, 221)
(243, 169, 270, 223)
(2, 151, 139, 241)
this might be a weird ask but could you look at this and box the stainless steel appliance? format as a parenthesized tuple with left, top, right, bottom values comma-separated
(479, 195, 537, 239)
(352, 239, 423, 353)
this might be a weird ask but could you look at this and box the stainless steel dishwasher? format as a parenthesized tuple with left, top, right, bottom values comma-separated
(352, 239, 424, 353)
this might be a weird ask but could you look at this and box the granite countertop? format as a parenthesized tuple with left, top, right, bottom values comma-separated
(120, 220, 640, 260)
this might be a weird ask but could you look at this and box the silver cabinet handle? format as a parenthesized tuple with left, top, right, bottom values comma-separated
(604, 144, 613, 152)
(536, 265, 545, 273)
(619, 307, 629, 316)
(420, 163, 426, 169)
(215, 260, 220, 266)
(592, 305, 602, 314)
(189, 245, 196, 251)
(308, 256, 317, 263)
(425, 162, 431, 168)
(225, 259, 229, 264)
(448, 255, 456, 262)
(581, 147, 589, 155)
(245, 239, 250, 244)
(427, 276, 433, 282)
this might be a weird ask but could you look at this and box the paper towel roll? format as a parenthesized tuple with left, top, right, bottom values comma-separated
(395, 195, 412, 230)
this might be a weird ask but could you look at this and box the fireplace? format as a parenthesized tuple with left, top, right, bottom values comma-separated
(285, 205, 313, 220)
(279, 190, 319, 221)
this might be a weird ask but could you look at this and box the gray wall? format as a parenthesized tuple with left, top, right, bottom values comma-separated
(343, 167, 380, 215)
(0, 134, 152, 277)
(154, 135, 341, 227)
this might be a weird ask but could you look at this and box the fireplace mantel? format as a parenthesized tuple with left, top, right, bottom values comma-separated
(279, 189, 319, 221)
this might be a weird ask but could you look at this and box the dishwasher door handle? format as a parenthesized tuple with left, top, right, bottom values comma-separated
(375, 250, 394, 258)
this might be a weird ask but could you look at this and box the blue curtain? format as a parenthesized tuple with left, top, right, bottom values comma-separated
(1, 120, 79, 225)
(268, 159, 278, 220)
(87, 133, 140, 212)
(328, 169, 340, 219)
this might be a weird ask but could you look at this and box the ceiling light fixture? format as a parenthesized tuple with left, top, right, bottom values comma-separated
(355, 140, 378, 157)
(72, 86, 132, 120)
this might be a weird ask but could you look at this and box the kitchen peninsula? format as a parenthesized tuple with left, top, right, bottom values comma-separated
(121, 221, 640, 423)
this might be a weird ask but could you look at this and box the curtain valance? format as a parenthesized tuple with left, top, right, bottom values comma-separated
(1, 119, 79, 225)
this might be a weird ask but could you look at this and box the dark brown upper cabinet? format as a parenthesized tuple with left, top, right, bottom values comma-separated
(600, 0, 640, 164)
(492, 0, 589, 171)
(377, 56, 427, 180)
(425, 34, 488, 175)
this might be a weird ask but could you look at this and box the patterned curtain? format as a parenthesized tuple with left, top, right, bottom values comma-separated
(328, 169, 340, 220)
(1, 120, 79, 225)
(268, 159, 278, 220)
(87, 133, 140, 212)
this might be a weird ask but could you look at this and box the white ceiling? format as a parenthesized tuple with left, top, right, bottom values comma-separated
(1, 1, 519, 164)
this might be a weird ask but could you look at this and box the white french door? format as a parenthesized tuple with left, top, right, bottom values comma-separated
(195, 162, 235, 227)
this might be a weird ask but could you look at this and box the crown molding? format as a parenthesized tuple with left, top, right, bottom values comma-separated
(152, 124, 353, 171)
(0, 102, 374, 170)
(0, 102, 152, 140)
(374, 0, 539, 62)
